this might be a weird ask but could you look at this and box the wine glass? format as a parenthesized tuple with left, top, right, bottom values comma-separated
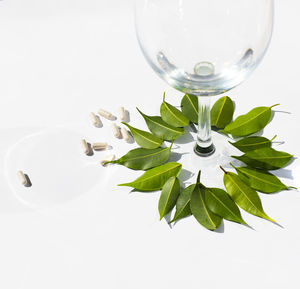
(135, 0, 274, 157)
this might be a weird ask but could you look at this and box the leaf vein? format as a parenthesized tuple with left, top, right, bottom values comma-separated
(240, 171, 282, 188)
(215, 97, 227, 127)
(146, 115, 182, 134)
(227, 174, 263, 215)
(161, 178, 177, 215)
(199, 188, 216, 227)
(132, 164, 181, 185)
(207, 188, 239, 219)
(187, 95, 198, 117)
(124, 148, 168, 162)
(164, 103, 186, 125)
(226, 107, 269, 131)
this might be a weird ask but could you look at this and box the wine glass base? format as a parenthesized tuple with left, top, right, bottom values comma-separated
(179, 130, 238, 179)
(194, 143, 216, 157)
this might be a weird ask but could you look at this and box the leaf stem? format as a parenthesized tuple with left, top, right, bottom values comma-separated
(199, 182, 206, 189)
(163, 92, 166, 102)
(288, 186, 298, 190)
(270, 104, 280, 109)
(229, 162, 237, 170)
(106, 158, 119, 165)
(170, 140, 174, 150)
(219, 166, 227, 174)
(270, 135, 277, 142)
(196, 170, 201, 184)
(136, 107, 145, 117)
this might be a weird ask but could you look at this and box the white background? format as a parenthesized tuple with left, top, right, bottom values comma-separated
(0, 0, 300, 288)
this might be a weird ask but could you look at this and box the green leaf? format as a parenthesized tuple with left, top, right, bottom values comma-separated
(204, 186, 248, 225)
(122, 122, 162, 149)
(170, 184, 196, 223)
(232, 147, 293, 170)
(190, 185, 222, 230)
(223, 104, 279, 136)
(190, 171, 222, 230)
(181, 94, 198, 123)
(160, 92, 189, 127)
(108, 144, 172, 170)
(158, 177, 181, 220)
(221, 168, 275, 222)
(118, 162, 182, 191)
(137, 108, 184, 141)
(229, 135, 276, 152)
(232, 165, 291, 194)
(211, 96, 234, 129)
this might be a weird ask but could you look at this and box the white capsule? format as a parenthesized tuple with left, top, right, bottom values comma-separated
(121, 127, 131, 143)
(81, 139, 91, 155)
(98, 108, 114, 120)
(92, 142, 108, 151)
(17, 170, 28, 186)
(119, 106, 126, 122)
(112, 123, 122, 138)
(100, 154, 116, 167)
(90, 112, 102, 127)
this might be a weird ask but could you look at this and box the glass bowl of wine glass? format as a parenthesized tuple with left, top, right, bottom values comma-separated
(135, 0, 274, 157)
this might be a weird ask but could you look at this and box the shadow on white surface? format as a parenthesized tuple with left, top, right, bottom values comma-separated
(273, 168, 294, 180)
(273, 109, 292, 115)
(162, 211, 173, 229)
(174, 129, 194, 144)
(0, 127, 43, 213)
(169, 151, 189, 162)
(0, 126, 110, 211)
(179, 169, 194, 182)
(214, 220, 225, 233)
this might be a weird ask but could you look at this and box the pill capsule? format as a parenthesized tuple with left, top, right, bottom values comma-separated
(98, 108, 114, 120)
(81, 139, 91, 155)
(121, 127, 131, 142)
(112, 123, 121, 138)
(101, 154, 116, 167)
(17, 170, 29, 186)
(92, 142, 108, 151)
(119, 106, 126, 121)
(90, 112, 102, 127)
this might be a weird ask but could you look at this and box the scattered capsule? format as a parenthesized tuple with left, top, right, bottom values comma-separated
(92, 142, 108, 151)
(81, 139, 91, 155)
(90, 112, 102, 127)
(119, 106, 126, 122)
(121, 127, 131, 142)
(112, 123, 122, 138)
(98, 108, 114, 120)
(17, 170, 30, 186)
(100, 154, 116, 167)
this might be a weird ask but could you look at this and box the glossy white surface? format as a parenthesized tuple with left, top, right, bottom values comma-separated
(0, 1, 300, 288)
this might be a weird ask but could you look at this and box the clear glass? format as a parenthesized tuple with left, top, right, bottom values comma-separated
(135, 0, 274, 156)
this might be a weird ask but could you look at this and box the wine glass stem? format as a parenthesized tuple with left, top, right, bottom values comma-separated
(194, 96, 215, 157)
